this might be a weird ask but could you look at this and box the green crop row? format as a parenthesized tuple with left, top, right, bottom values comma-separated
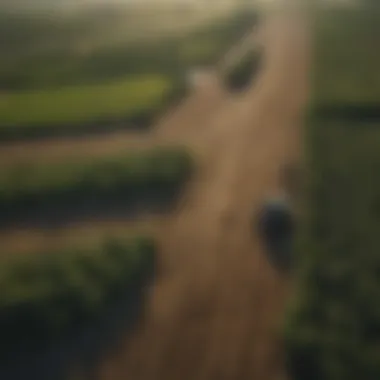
(0, 147, 193, 223)
(0, 236, 156, 354)
(0, 75, 186, 142)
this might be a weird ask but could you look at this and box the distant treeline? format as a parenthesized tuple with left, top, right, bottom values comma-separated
(223, 50, 263, 92)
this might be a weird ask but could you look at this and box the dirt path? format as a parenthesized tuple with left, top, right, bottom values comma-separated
(92, 11, 310, 380)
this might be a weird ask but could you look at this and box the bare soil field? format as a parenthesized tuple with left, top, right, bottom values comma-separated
(87, 12, 310, 380)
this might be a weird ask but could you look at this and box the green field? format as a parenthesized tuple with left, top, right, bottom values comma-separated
(285, 5, 380, 380)
(0, 75, 171, 129)
(313, 8, 380, 108)
(285, 120, 380, 380)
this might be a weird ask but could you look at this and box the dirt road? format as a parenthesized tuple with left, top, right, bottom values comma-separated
(93, 11, 310, 380)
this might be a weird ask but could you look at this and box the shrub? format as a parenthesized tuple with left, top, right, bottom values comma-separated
(313, 8, 380, 108)
(224, 50, 262, 92)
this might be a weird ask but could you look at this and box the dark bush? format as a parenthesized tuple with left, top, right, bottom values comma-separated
(224, 50, 262, 92)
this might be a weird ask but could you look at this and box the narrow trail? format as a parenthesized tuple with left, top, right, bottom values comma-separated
(95, 11, 310, 380)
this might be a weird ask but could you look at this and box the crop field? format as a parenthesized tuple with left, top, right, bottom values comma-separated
(285, 5, 380, 380)
(0, 4, 259, 231)
(0, 147, 193, 228)
(224, 50, 262, 92)
(0, 3, 262, 378)
(0, 75, 171, 130)
(0, 2, 241, 60)
(313, 8, 380, 108)
(286, 119, 380, 380)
